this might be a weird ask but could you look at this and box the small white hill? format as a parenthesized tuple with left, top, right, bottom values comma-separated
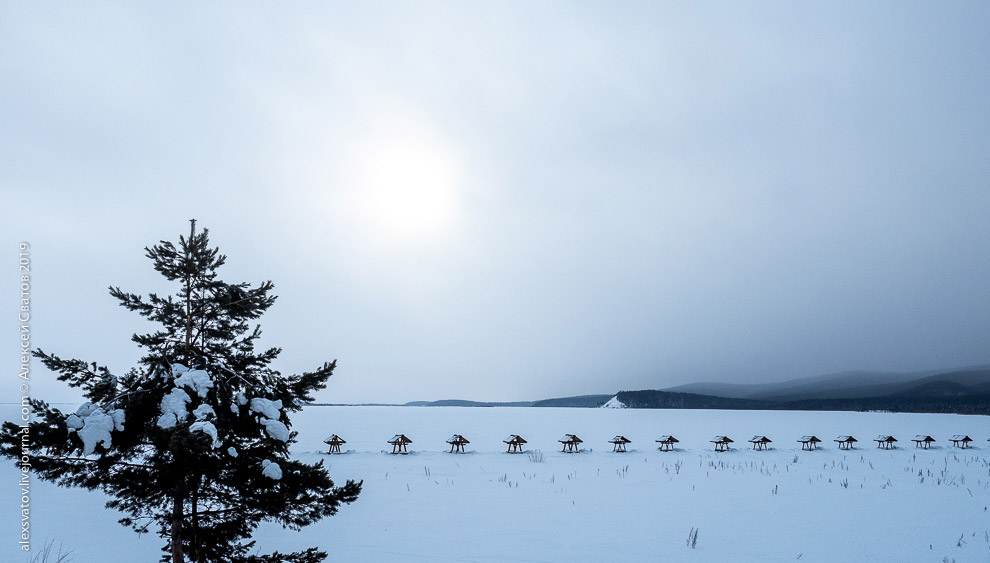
(601, 395, 626, 409)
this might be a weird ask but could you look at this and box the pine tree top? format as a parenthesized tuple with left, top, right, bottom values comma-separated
(2, 221, 361, 563)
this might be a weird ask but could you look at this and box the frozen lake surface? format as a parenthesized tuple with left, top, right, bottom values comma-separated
(3, 405, 989, 562)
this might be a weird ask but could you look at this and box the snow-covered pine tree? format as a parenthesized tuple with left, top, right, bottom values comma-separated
(1, 221, 361, 563)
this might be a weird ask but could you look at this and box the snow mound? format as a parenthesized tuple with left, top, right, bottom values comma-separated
(263, 419, 290, 442)
(261, 459, 282, 480)
(77, 408, 114, 455)
(175, 368, 214, 398)
(601, 396, 627, 409)
(193, 404, 216, 421)
(189, 421, 220, 448)
(65, 404, 123, 451)
(65, 414, 84, 431)
(250, 398, 282, 420)
(110, 408, 126, 431)
(158, 388, 192, 429)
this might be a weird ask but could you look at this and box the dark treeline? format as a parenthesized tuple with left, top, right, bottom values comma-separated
(614, 390, 990, 415)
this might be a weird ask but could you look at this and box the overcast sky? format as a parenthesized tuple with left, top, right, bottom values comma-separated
(3, 2, 990, 404)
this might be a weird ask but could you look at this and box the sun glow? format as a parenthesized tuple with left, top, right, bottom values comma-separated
(346, 131, 464, 248)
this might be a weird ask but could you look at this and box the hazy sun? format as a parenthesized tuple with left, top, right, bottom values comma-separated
(346, 131, 463, 248)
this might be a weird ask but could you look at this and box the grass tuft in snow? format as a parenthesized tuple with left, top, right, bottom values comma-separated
(27, 538, 73, 563)
(686, 527, 699, 549)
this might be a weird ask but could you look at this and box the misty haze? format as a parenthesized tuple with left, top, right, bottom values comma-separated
(3, 2, 989, 562)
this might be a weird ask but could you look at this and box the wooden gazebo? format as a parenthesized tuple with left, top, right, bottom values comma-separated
(950, 435, 973, 449)
(446, 434, 470, 453)
(656, 435, 679, 452)
(559, 434, 583, 453)
(323, 434, 346, 454)
(749, 435, 772, 451)
(711, 436, 733, 452)
(875, 435, 897, 450)
(835, 435, 857, 450)
(798, 436, 822, 451)
(912, 435, 935, 449)
(504, 434, 527, 453)
(387, 434, 412, 454)
(608, 435, 631, 453)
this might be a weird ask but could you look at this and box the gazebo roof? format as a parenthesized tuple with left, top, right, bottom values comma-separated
(711, 436, 733, 443)
(446, 434, 470, 444)
(875, 435, 897, 442)
(323, 434, 345, 444)
(913, 435, 935, 442)
(835, 435, 857, 442)
(656, 435, 679, 442)
(951, 435, 972, 441)
(609, 435, 631, 444)
(798, 436, 821, 442)
(559, 434, 583, 443)
(749, 435, 772, 443)
(388, 434, 413, 444)
(504, 435, 527, 444)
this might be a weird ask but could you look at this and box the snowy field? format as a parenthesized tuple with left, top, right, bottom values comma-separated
(3, 405, 990, 562)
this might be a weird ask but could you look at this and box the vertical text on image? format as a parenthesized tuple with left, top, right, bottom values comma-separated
(17, 241, 31, 551)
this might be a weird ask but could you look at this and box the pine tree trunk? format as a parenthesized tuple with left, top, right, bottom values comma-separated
(171, 486, 185, 563)
(192, 479, 205, 563)
(176, 221, 194, 563)
(185, 220, 195, 366)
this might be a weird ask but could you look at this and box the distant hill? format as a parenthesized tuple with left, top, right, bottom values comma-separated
(385, 366, 990, 415)
(663, 366, 990, 402)
(531, 394, 613, 408)
(403, 399, 536, 407)
(618, 368, 990, 414)
(403, 394, 613, 408)
(615, 390, 769, 410)
(665, 370, 916, 400)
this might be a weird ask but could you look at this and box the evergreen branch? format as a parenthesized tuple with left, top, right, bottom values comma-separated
(32, 455, 154, 469)
(4, 222, 359, 563)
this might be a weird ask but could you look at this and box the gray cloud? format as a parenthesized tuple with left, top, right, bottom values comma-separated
(3, 2, 989, 403)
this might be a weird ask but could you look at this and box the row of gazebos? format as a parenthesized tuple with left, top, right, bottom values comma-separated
(322, 433, 980, 455)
